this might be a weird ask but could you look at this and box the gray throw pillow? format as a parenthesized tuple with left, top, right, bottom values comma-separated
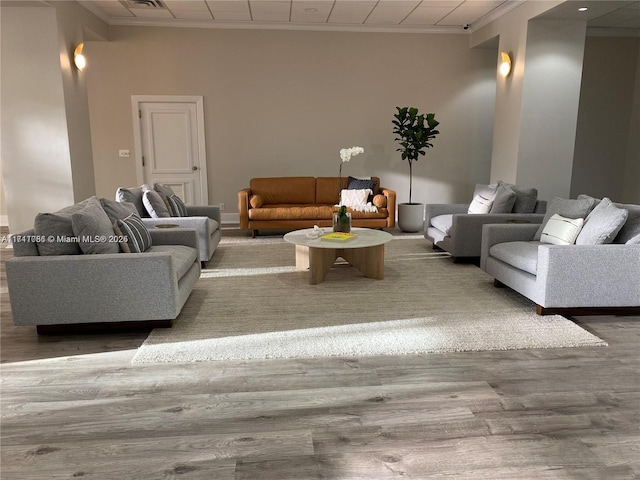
(113, 213, 152, 253)
(71, 197, 120, 254)
(626, 233, 640, 245)
(534, 197, 597, 241)
(116, 186, 147, 217)
(490, 184, 517, 213)
(143, 189, 171, 218)
(613, 203, 640, 244)
(575, 198, 628, 245)
(34, 212, 82, 255)
(100, 198, 137, 223)
(167, 194, 188, 217)
(502, 183, 538, 213)
(154, 183, 175, 210)
(33, 198, 98, 255)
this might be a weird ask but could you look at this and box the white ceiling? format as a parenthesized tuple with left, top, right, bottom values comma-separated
(78, 0, 640, 34)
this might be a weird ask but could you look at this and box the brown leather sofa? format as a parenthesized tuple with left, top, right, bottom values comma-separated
(238, 177, 396, 236)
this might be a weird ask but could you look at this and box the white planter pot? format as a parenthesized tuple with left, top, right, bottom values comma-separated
(397, 203, 424, 233)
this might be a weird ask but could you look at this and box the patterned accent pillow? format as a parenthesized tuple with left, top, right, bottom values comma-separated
(540, 214, 584, 245)
(167, 194, 188, 217)
(468, 194, 493, 214)
(347, 176, 377, 192)
(114, 213, 152, 253)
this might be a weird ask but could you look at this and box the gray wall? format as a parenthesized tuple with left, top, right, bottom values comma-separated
(86, 27, 497, 212)
(571, 36, 640, 204)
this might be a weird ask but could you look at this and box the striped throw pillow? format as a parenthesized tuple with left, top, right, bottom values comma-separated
(115, 213, 152, 253)
(167, 194, 188, 217)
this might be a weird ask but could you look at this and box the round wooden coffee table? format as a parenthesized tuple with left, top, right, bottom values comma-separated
(283, 227, 393, 284)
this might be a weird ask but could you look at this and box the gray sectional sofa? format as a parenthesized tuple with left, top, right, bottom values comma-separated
(6, 197, 201, 333)
(425, 182, 546, 260)
(481, 196, 640, 315)
(116, 184, 221, 265)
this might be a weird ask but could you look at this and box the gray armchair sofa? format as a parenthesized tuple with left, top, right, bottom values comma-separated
(425, 202, 546, 260)
(116, 185, 221, 265)
(480, 198, 640, 315)
(6, 197, 201, 333)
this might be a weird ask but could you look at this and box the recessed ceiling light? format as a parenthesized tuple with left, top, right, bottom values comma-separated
(304, 8, 317, 12)
(578, 7, 588, 12)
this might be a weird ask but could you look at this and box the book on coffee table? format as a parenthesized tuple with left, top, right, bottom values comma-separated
(321, 232, 358, 241)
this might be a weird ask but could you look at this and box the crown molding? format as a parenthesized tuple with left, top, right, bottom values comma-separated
(104, 16, 470, 34)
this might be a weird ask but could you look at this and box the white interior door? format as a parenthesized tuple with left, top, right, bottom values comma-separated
(132, 96, 208, 205)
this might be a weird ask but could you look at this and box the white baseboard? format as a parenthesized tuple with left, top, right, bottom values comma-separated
(0, 215, 8, 227)
(221, 212, 239, 226)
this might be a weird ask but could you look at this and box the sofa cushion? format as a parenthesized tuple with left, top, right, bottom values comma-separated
(430, 214, 453, 235)
(71, 197, 120, 254)
(250, 177, 316, 205)
(143, 189, 171, 218)
(468, 194, 493, 214)
(114, 213, 152, 253)
(100, 198, 137, 223)
(540, 214, 584, 245)
(146, 245, 197, 279)
(33, 197, 94, 255)
(315, 177, 342, 205)
(116, 186, 148, 217)
(534, 197, 597, 241)
(490, 184, 517, 213)
(490, 241, 542, 275)
(249, 205, 330, 221)
(167, 194, 188, 217)
(575, 198, 628, 245)
(249, 195, 264, 208)
(613, 202, 640, 244)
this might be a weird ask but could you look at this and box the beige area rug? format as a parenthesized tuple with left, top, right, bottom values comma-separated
(132, 233, 606, 364)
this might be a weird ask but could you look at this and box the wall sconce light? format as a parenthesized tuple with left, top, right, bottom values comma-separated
(74, 42, 86, 71)
(499, 51, 511, 77)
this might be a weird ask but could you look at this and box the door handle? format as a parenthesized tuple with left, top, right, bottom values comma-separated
(192, 166, 198, 171)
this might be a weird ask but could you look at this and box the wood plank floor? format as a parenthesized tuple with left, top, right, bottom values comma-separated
(1, 237, 639, 479)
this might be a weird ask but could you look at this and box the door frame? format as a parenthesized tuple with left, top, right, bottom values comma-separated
(131, 95, 209, 205)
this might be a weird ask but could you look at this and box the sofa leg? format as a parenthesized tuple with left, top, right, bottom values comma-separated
(536, 305, 640, 316)
(252, 230, 258, 238)
(36, 319, 173, 335)
(201, 261, 207, 269)
(493, 279, 506, 288)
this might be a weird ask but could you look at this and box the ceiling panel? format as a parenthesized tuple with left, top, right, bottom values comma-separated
(290, 0, 333, 23)
(364, 1, 421, 25)
(249, 0, 291, 22)
(206, 0, 252, 21)
(327, 0, 376, 24)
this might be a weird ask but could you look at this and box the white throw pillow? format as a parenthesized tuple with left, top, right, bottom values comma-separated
(340, 189, 372, 207)
(468, 194, 493, 214)
(540, 214, 584, 245)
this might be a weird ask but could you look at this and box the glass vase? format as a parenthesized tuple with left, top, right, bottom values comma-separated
(333, 211, 352, 233)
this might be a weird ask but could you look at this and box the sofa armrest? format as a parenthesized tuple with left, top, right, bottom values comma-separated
(480, 223, 540, 270)
(149, 227, 199, 250)
(424, 204, 468, 231)
(186, 205, 221, 223)
(238, 188, 251, 230)
(6, 251, 181, 325)
(538, 244, 640, 307)
(380, 187, 396, 228)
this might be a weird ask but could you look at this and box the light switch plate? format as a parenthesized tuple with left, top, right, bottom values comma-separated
(119, 149, 130, 158)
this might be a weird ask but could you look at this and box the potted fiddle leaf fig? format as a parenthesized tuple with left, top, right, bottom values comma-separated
(392, 106, 440, 232)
